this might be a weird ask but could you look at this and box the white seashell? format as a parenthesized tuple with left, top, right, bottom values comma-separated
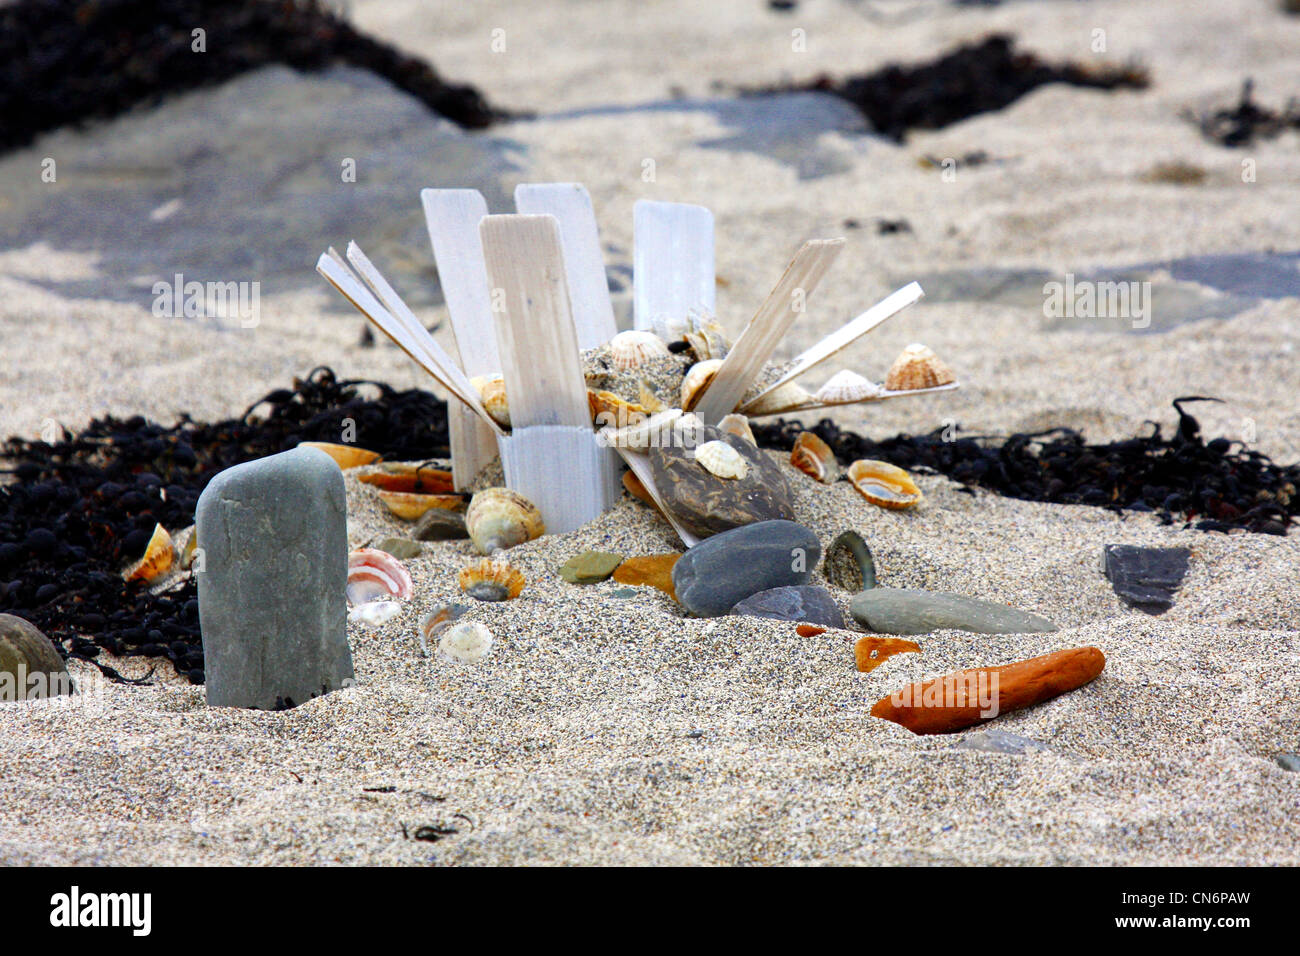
(601, 408, 683, 450)
(814, 370, 885, 405)
(348, 600, 402, 628)
(681, 359, 723, 412)
(471, 374, 510, 429)
(717, 413, 756, 446)
(609, 330, 669, 371)
(742, 381, 813, 417)
(439, 620, 494, 663)
(347, 548, 413, 605)
(695, 440, 748, 479)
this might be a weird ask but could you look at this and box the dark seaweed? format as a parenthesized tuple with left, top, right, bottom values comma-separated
(1186, 79, 1300, 148)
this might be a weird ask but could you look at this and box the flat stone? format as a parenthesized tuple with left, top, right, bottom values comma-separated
(730, 585, 845, 628)
(412, 508, 468, 541)
(649, 426, 796, 540)
(612, 555, 680, 600)
(851, 588, 1058, 635)
(954, 730, 1052, 755)
(0, 613, 73, 701)
(1276, 753, 1300, 773)
(673, 520, 821, 617)
(375, 537, 422, 560)
(1103, 544, 1190, 614)
(559, 551, 624, 584)
(196, 446, 354, 710)
(822, 530, 876, 591)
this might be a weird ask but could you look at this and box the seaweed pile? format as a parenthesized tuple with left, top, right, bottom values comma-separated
(764, 34, 1148, 142)
(752, 397, 1298, 535)
(0, 370, 448, 682)
(1187, 79, 1300, 148)
(0, 0, 502, 153)
(3, 374, 1295, 685)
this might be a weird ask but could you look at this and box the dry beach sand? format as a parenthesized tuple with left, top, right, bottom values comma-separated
(1, 0, 1299, 865)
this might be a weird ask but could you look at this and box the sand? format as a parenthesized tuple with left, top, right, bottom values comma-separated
(1, 0, 1298, 865)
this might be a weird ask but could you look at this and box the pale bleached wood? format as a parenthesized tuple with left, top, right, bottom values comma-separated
(420, 188, 500, 377)
(514, 183, 616, 350)
(613, 445, 701, 548)
(449, 401, 500, 491)
(743, 380, 961, 418)
(692, 238, 845, 424)
(499, 425, 624, 534)
(478, 214, 591, 429)
(633, 200, 715, 337)
(740, 281, 924, 409)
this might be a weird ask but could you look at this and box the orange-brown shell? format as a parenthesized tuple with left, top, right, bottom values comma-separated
(681, 359, 723, 412)
(458, 558, 525, 601)
(358, 463, 454, 494)
(377, 490, 467, 520)
(123, 523, 174, 582)
(587, 389, 650, 429)
(883, 344, 955, 392)
(847, 459, 923, 510)
(790, 431, 840, 483)
(299, 441, 382, 469)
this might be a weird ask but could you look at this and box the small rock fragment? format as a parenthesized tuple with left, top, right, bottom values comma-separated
(1103, 544, 1190, 614)
(612, 554, 680, 600)
(412, 508, 469, 541)
(954, 730, 1052, 755)
(730, 585, 845, 628)
(374, 537, 423, 561)
(0, 614, 73, 700)
(1275, 753, 1300, 773)
(559, 551, 624, 584)
(853, 635, 921, 672)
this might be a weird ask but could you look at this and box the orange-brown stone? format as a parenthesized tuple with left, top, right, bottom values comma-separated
(854, 635, 920, 673)
(612, 554, 680, 601)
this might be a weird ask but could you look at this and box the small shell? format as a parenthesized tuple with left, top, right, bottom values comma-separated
(609, 330, 669, 371)
(847, 459, 923, 510)
(742, 381, 813, 417)
(465, 488, 545, 555)
(681, 359, 723, 412)
(883, 343, 955, 392)
(814, 370, 884, 405)
(790, 431, 840, 483)
(587, 389, 650, 429)
(458, 557, 525, 602)
(601, 408, 683, 451)
(637, 380, 668, 413)
(471, 374, 510, 429)
(418, 603, 469, 654)
(684, 317, 731, 361)
(123, 523, 174, 582)
(439, 620, 494, 662)
(299, 441, 382, 469)
(358, 463, 454, 494)
(717, 413, 756, 446)
(377, 490, 466, 521)
(349, 601, 402, 628)
(348, 548, 414, 604)
(695, 440, 748, 480)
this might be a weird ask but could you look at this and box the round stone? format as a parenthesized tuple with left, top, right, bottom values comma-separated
(0, 613, 74, 701)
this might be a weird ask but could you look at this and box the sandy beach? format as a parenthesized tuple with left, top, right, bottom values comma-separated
(0, 0, 1298, 865)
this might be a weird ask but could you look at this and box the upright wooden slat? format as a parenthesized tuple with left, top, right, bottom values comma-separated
(692, 238, 845, 424)
(633, 200, 715, 337)
(478, 214, 590, 429)
(420, 188, 500, 377)
(514, 183, 616, 350)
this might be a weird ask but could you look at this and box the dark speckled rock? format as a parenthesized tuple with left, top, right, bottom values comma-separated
(1103, 544, 1190, 614)
(731, 585, 845, 628)
(673, 520, 821, 617)
(649, 426, 795, 540)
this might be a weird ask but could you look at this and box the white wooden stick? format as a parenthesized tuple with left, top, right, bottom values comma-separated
(478, 214, 591, 429)
(741, 281, 925, 409)
(419, 188, 500, 377)
(513, 183, 616, 350)
(692, 238, 845, 424)
(743, 381, 961, 418)
(633, 200, 715, 337)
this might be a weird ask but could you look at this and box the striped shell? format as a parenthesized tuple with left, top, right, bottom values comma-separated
(847, 459, 923, 510)
(347, 548, 414, 604)
(790, 431, 840, 483)
(883, 344, 955, 392)
(465, 488, 545, 555)
(743, 381, 813, 417)
(695, 440, 748, 480)
(123, 523, 174, 583)
(609, 330, 669, 371)
(815, 370, 884, 405)
(458, 558, 526, 602)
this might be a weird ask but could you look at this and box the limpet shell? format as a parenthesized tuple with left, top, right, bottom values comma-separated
(743, 381, 813, 417)
(790, 431, 840, 484)
(123, 523, 174, 583)
(458, 557, 526, 602)
(418, 603, 469, 654)
(609, 330, 669, 371)
(471, 374, 511, 429)
(717, 413, 756, 446)
(358, 463, 454, 494)
(847, 459, 923, 510)
(883, 343, 955, 392)
(439, 620, 494, 662)
(465, 487, 545, 555)
(347, 548, 414, 604)
(681, 359, 723, 412)
(815, 370, 884, 405)
(299, 441, 382, 469)
(377, 490, 466, 521)
(695, 440, 748, 480)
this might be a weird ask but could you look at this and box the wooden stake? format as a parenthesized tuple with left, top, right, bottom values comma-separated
(633, 199, 715, 337)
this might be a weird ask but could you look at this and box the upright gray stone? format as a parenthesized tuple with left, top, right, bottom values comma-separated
(196, 446, 353, 710)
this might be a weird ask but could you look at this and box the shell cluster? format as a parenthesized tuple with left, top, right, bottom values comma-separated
(465, 487, 545, 555)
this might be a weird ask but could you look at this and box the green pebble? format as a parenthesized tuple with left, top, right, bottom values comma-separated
(558, 551, 624, 584)
(375, 537, 423, 561)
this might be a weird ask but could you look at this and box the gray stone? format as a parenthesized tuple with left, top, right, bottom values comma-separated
(1276, 753, 1300, 773)
(730, 585, 845, 628)
(673, 520, 821, 617)
(196, 446, 354, 710)
(375, 537, 423, 561)
(412, 508, 468, 541)
(851, 588, 1058, 635)
(0, 614, 74, 701)
(954, 730, 1052, 755)
(558, 551, 624, 584)
(649, 426, 796, 541)
(1103, 544, 1190, 614)
(822, 530, 876, 591)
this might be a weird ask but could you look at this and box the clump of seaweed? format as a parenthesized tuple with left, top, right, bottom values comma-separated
(1186, 79, 1300, 147)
